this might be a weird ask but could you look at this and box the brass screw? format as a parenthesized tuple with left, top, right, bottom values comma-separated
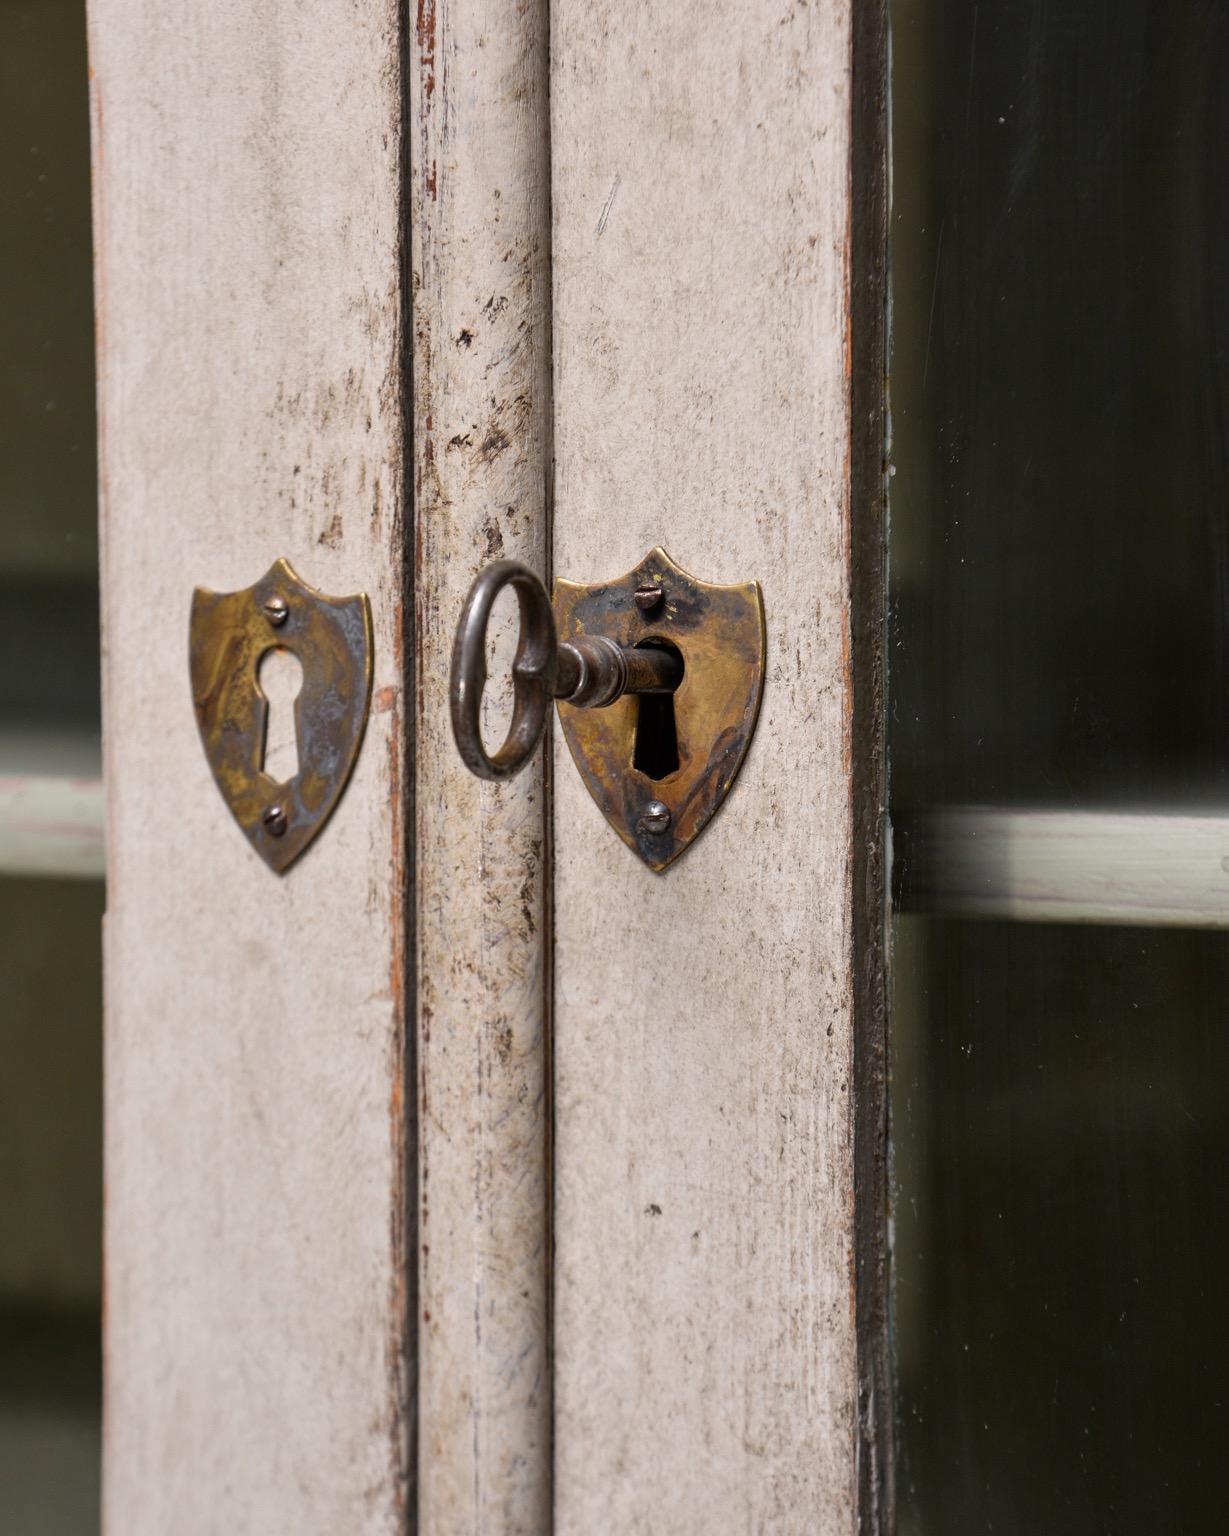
(263, 596, 289, 627)
(639, 800, 672, 835)
(634, 584, 664, 613)
(263, 803, 288, 837)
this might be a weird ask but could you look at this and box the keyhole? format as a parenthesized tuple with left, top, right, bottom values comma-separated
(258, 647, 304, 783)
(632, 641, 683, 780)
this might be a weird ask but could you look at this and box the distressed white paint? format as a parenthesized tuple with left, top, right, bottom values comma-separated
(550, 2, 858, 1531)
(410, 0, 553, 1530)
(88, 3, 411, 1530)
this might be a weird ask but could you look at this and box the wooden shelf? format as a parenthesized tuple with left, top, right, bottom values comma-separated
(898, 805, 1229, 929)
(0, 729, 103, 880)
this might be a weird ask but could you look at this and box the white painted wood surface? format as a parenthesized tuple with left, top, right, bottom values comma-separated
(550, 3, 858, 1530)
(88, 3, 411, 1529)
(410, 0, 553, 1530)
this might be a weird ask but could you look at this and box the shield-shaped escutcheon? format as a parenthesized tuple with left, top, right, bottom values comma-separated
(189, 559, 373, 873)
(554, 548, 765, 871)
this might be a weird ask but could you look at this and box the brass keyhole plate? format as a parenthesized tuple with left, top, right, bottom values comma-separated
(553, 547, 765, 872)
(189, 558, 373, 873)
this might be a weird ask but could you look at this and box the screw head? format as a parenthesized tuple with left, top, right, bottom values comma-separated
(634, 584, 664, 613)
(263, 803, 289, 837)
(639, 799, 672, 836)
(263, 595, 289, 627)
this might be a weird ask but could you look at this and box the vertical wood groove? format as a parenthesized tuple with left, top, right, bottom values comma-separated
(410, 0, 553, 1528)
(399, 1, 421, 1524)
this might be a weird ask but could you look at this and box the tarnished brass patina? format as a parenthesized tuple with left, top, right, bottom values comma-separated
(555, 549, 765, 871)
(190, 559, 372, 873)
(448, 549, 764, 871)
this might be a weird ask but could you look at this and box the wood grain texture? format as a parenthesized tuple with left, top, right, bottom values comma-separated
(410, 0, 553, 1529)
(88, 3, 411, 1529)
(550, 2, 858, 1530)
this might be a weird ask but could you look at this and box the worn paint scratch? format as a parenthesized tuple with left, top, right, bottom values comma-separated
(595, 173, 621, 236)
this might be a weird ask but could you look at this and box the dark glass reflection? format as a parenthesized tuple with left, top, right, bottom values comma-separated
(889, 1, 1229, 1530)
(892, 918, 1229, 1532)
(0, 2, 102, 1531)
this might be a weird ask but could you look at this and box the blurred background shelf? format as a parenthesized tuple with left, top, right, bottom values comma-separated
(897, 806, 1229, 930)
(0, 727, 102, 880)
(1, 2, 104, 1529)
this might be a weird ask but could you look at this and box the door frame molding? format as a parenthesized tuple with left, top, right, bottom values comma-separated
(852, 1, 893, 1528)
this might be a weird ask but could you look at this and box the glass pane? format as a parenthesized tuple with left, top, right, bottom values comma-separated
(0, 2, 102, 1530)
(891, 1, 1229, 814)
(892, 917, 1229, 1531)
(889, 2, 1229, 1529)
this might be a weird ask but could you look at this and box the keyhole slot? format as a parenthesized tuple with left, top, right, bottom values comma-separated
(632, 640, 683, 780)
(258, 646, 304, 783)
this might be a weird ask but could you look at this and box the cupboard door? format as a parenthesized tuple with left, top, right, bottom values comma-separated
(90, 3, 412, 1528)
(548, 3, 886, 1530)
